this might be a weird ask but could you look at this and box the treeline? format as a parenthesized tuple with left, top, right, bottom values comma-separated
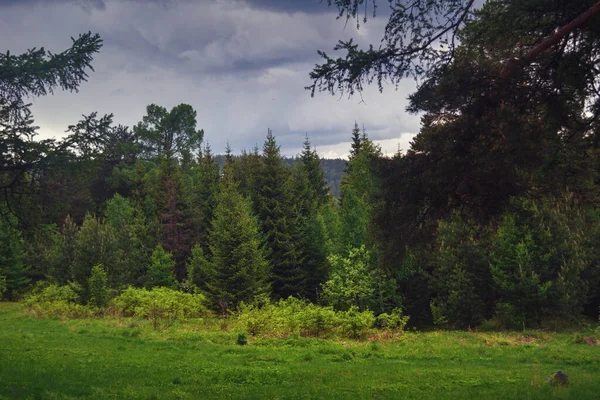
(0, 106, 380, 318)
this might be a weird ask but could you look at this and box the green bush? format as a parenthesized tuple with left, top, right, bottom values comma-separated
(26, 282, 80, 304)
(237, 333, 248, 345)
(24, 283, 96, 319)
(235, 297, 377, 339)
(112, 287, 208, 329)
(338, 306, 376, 339)
(377, 308, 410, 332)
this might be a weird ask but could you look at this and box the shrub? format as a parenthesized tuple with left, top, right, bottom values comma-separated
(112, 287, 208, 329)
(235, 297, 375, 339)
(377, 308, 410, 333)
(24, 283, 96, 319)
(320, 246, 376, 311)
(237, 333, 248, 345)
(338, 306, 376, 339)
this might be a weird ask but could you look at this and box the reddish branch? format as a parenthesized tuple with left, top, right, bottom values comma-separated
(500, 1, 600, 78)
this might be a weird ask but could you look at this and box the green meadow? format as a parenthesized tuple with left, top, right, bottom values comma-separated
(0, 303, 598, 399)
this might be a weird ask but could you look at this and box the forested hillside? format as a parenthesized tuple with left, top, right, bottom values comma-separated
(2, 0, 600, 332)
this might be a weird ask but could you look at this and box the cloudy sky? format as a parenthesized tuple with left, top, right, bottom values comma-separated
(2, 0, 422, 158)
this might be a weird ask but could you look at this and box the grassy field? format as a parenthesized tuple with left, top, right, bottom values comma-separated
(0, 303, 599, 399)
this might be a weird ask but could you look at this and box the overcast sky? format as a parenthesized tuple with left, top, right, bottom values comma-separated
(1, 0, 421, 158)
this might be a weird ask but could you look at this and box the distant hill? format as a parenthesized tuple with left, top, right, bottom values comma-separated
(214, 155, 346, 198)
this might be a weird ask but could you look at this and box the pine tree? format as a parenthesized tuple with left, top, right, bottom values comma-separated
(206, 164, 269, 312)
(255, 129, 304, 299)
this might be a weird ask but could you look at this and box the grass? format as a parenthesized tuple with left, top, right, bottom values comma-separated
(0, 303, 599, 399)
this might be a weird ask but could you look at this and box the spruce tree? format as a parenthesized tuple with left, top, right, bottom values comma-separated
(185, 143, 220, 250)
(146, 244, 176, 288)
(292, 136, 330, 300)
(349, 122, 362, 160)
(255, 129, 304, 299)
(206, 163, 269, 312)
(299, 136, 329, 213)
(185, 244, 211, 291)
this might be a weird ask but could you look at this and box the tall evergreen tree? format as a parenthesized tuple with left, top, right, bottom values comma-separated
(255, 130, 304, 299)
(292, 136, 330, 300)
(299, 136, 329, 213)
(206, 163, 269, 312)
(185, 143, 220, 250)
(349, 122, 362, 160)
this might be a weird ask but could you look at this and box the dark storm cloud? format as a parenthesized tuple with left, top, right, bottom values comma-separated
(243, 0, 330, 14)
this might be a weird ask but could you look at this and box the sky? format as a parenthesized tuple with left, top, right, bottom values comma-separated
(1, 0, 421, 159)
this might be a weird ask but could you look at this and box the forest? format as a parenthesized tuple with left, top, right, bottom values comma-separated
(2, 0, 600, 335)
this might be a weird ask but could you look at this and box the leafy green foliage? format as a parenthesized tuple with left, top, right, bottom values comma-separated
(320, 246, 376, 311)
(24, 283, 95, 319)
(235, 297, 381, 339)
(376, 308, 410, 332)
(111, 287, 208, 329)
(134, 103, 204, 163)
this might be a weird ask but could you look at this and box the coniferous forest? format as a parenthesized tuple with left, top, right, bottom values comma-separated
(2, 0, 600, 337)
